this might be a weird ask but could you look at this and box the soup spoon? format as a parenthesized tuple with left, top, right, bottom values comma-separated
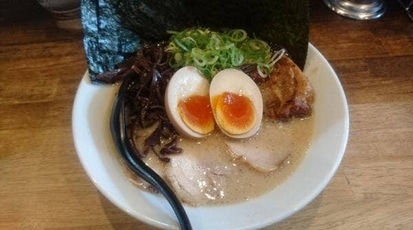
(110, 74, 192, 230)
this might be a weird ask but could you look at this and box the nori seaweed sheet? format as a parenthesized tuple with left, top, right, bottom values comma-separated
(82, 0, 309, 83)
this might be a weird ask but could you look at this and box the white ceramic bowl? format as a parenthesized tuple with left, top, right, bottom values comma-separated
(72, 44, 349, 230)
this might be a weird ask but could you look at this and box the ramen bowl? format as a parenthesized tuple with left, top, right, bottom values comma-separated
(72, 44, 349, 229)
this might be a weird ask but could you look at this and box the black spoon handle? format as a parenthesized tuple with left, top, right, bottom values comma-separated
(110, 75, 192, 230)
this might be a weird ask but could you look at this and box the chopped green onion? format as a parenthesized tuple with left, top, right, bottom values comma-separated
(228, 29, 247, 43)
(167, 28, 276, 80)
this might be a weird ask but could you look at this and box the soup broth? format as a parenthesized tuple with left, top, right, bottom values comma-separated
(124, 115, 314, 206)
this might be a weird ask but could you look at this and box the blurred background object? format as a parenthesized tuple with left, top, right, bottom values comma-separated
(36, 0, 81, 30)
(398, 0, 413, 21)
(0, 0, 82, 30)
(0, 0, 47, 22)
(323, 0, 386, 20)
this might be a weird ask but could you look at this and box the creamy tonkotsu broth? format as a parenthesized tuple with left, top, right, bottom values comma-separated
(125, 115, 314, 206)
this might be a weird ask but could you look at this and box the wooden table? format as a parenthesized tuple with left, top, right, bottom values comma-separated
(1, 1, 412, 229)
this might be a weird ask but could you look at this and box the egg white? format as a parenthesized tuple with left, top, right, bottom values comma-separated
(210, 68, 263, 138)
(164, 66, 211, 138)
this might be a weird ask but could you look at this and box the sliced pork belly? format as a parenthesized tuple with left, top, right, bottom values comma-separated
(165, 154, 226, 205)
(224, 122, 294, 172)
(165, 151, 228, 206)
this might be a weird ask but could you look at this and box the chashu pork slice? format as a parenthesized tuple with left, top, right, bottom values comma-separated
(224, 122, 294, 172)
(165, 151, 228, 206)
(259, 55, 314, 121)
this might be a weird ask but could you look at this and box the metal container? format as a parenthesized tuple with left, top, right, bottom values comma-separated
(323, 0, 386, 20)
(37, 0, 81, 30)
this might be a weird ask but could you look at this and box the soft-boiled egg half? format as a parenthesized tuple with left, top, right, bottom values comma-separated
(165, 66, 215, 138)
(165, 67, 263, 139)
(210, 69, 263, 138)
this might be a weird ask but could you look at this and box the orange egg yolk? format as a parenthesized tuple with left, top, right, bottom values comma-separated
(212, 92, 256, 135)
(178, 95, 215, 134)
